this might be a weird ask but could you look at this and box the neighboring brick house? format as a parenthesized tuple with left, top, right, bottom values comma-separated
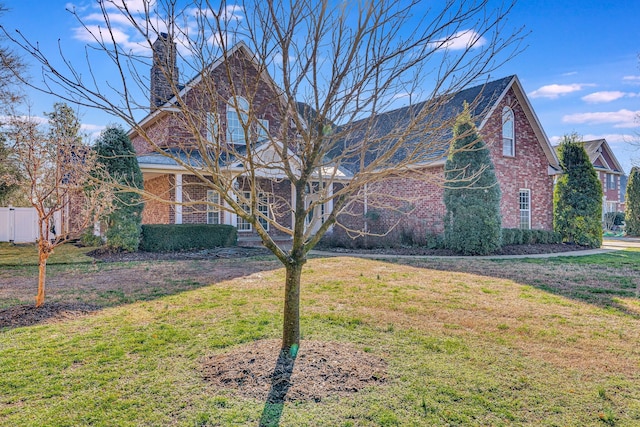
(583, 139, 626, 215)
(130, 35, 559, 245)
(334, 75, 560, 241)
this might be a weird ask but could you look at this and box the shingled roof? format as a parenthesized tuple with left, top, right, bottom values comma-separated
(330, 76, 516, 173)
(553, 138, 624, 174)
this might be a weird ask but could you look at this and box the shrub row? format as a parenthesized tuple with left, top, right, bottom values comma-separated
(139, 224, 237, 252)
(501, 228, 562, 245)
(408, 229, 562, 249)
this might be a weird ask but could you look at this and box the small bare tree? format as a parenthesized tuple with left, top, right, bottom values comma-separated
(3, 0, 523, 350)
(7, 103, 113, 307)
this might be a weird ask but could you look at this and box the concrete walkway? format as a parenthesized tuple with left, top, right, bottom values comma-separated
(310, 237, 640, 260)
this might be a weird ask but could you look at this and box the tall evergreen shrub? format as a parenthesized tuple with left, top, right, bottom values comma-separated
(95, 125, 144, 251)
(553, 134, 602, 247)
(443, 105, 502, 255)
(625, 166, 640, 236)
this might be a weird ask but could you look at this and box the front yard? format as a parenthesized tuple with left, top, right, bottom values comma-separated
(1, 246, 639, 426)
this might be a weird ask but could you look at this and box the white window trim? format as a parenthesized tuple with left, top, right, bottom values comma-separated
(206, 190, 221, 225)
(502, 106, 515, 157)
(519, 188, 531, 230)
(226, 96, 249, 145)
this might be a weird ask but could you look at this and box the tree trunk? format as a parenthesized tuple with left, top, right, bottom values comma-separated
(36, 249, 48, 308)
(282, 261, 303, 357)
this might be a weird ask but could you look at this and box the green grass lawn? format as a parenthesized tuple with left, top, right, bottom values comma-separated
(0, 242, 96, 266)
(1, 251, 639, 426)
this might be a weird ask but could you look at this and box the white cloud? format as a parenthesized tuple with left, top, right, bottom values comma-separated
(623, 75, 640, 81)
(529, 83, 593, 99)
(73, 25, 148, 54)
(562, 71, 578, 77)
(0, 115, 48, 125)
(70, 2, 245, 57)
(81, 123, 106, 141)
(562, 109, 640, 128)
(581, 91, 627, 103)
(431, 30, 487, 51)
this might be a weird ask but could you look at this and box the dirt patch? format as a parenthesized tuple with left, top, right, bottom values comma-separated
(201, 339, 387, 402)
(0, 303, 100, 330)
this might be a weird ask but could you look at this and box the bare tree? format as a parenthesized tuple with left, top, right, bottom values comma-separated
(6, 103, 113, 307)
(3, 0, 523, 351)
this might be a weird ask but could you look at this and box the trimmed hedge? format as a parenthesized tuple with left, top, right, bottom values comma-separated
(140, 224, 237, 252)
(502, 228, 562, 246)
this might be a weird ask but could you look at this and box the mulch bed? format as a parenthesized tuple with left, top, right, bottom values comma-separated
(87, 242, 591, 263)
(201, 339, 387, 402)
(316, 242, 590, 257)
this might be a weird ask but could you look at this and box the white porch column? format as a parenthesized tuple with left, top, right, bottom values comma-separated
(175, 173, 183, 224)
(229, 178, 238, 227)
(326, 182, 334, 232)
(291, 182, 296, 230)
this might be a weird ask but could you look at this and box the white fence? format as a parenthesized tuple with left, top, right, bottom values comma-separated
(0, 207, 61, 243)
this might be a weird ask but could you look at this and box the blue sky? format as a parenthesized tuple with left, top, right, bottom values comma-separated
(3, 0, 640, 173)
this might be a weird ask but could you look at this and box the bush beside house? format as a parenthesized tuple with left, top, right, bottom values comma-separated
(443, 105, 502, 255)
(95, 126, 144, 252)
(625, 166, 640, 236)
(553, 134, 603, 248)
(140, 224, 237, 252)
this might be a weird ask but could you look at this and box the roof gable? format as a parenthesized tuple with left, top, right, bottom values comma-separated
(555, 138, 624, 174)
(129, 42, 284, 140)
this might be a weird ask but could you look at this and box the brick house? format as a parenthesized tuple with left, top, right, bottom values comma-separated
(333, 75, 560, 242)
(128, 36, 346, 245)
(130, 36, 559, 245)
(556, 139, 626, 215)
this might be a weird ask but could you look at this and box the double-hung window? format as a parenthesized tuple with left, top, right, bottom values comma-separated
(207, 190, 221, 224)
(519, 189, 531, 229)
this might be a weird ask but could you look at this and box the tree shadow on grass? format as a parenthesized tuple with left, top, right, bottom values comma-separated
(259, 348, 296, 427)
(0, 254, 281, 331)
(388, 256, 640, 318)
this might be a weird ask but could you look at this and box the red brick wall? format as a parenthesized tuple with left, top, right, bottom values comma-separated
(142, 175, 172, 224)
(482, 88, 554, 230)
(334, 87, 555, 242)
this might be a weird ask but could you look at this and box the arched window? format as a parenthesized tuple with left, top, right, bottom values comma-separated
(226, 97, 249, 144)
(502, 106, 514, 156)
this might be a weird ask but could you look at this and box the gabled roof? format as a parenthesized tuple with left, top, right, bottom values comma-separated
(129, 41, 283, 140)
(583, 139, 624, 173)
(553, 138, 624, 174)
(332, 75, 559, 173)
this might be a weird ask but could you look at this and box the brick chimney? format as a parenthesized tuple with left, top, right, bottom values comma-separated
(150, 33, 179, 109)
